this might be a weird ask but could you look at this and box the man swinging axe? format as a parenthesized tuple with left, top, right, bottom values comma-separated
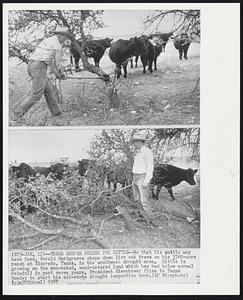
(14, 24, 70, 119)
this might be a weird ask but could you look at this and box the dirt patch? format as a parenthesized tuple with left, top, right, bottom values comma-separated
(9, 183, 200, 250)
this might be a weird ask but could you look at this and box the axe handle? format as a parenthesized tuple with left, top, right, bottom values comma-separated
(66, 76, 103, 80)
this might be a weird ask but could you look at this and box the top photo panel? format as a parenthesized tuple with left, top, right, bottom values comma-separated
(8, 9, 200, 126)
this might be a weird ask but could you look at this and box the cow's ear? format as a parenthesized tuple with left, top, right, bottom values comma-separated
(194, 169, 198, 174)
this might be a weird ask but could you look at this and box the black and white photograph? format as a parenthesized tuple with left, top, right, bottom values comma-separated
(3, 2, 240, 295)
(9, 128, 200, 250)
(8, 9, 200, 126)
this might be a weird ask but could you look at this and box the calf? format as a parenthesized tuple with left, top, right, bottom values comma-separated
(78, 159, 94, 176)
(70, 38, 113, 71)
(174, 33, 192, 60)
(150, 164, 198, 200)
(107, 168, 131, 192)
(109, 37, 148, 78)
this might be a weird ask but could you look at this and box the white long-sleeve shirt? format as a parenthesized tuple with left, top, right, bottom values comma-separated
(132, 145, 154, 185)
(30, 35, 63, 71)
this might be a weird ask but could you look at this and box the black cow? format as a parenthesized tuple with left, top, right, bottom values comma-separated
(78, 159, 94, 176)
(70, 38, 113, 71)
(174, 33, 192, 60)
(34, 166, 51, 177)
(150, 164, 198, 200)
(34, 163, 69, 180)
(140, 35, 163, 74)
(109, 37, 148, 78)
(107, 167, 131, 192)
(152, 32, 173, 70)
(10, 162, 36, 180)
(78, 160, 131, 192)
(9, 163, 37, 218)
(131, 32, 173, 71)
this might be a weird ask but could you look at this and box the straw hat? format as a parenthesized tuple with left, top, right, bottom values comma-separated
(52, 24, 70, 35)
(131, 132, 147, 142)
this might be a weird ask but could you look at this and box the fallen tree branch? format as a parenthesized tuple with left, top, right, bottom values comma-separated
(181, 200, 198, 219)
(90, 189, 111, 212)
(97, 213, 121, 236)
(25, 203, 91, 228)
(66, 76, 104, 80)
(113, 184, 133, 194)
(9, 210, 64, 235)
(71, 193, 94, 199)
(116, 205, 136, 231)
(9, 232, 41, 242)
(25, 235, 59, 250)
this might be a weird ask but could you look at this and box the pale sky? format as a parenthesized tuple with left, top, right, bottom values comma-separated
(92, 10, 174, 39)
(9, 129, 101, 164)
(11, 10, 175, 44)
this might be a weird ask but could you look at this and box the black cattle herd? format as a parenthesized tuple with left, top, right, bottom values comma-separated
(9, 159, 198, 218)
(69, 32, 193, 78)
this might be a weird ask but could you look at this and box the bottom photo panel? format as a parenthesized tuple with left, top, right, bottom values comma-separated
(8, 127, 200, 285)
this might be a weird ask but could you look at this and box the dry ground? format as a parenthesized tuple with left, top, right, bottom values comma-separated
(9, 42, 200, 126)
(9, 176, 200, 250)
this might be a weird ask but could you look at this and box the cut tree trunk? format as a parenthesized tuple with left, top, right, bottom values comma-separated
(116, 205, 136, 231)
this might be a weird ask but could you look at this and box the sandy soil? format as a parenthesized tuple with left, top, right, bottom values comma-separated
(9, 41, 200, 126)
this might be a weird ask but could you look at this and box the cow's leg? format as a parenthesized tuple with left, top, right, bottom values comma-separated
(166, 187, 175, 200)
(184, 45, 189, 60)
(179, 49, 183, 60)
(74, 56, 80, 72)
(94, 56, 101, 67)
(154, 57, 158, 71)
(155, 185, 162, 200)
(135, 55, 139, 68)
(123, 63, 128, 78)
(151, 185, 156, 199)
(148, 58, 153, 73)
(140, 56, 147, 74)
(130, 58, 133, 68)
(143, 64, 146, 74)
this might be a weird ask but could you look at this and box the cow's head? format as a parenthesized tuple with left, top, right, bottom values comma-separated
(50, 163, 69, 180)
(78, 159, 93, 176)
(133, 36, 148, 55)
(104, 38, 113, 47)
(185, 168, 198, 185)
(148, 35, 164, 47)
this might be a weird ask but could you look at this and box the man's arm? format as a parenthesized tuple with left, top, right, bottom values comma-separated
(47, 60, 62, 78)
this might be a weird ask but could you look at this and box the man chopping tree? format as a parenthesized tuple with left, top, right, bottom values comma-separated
(131, 132, 154, 218)
(14, 24, 70, 119)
